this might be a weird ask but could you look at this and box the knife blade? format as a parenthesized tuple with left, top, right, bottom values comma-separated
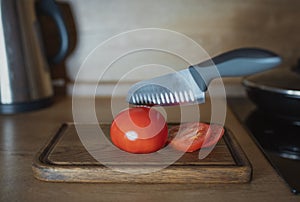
(127, 48, 281, 106)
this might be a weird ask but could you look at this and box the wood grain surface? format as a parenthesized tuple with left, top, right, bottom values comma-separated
(32, 123, 252, 183)
(1, 97, 298, 201)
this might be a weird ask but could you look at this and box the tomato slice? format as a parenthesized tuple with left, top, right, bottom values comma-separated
(168, 122, 224, 152)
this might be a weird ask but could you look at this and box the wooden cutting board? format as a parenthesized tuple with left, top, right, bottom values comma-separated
(32, 123, 252, 183)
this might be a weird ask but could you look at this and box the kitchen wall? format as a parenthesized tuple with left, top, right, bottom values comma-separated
(51, 0, 300, 96)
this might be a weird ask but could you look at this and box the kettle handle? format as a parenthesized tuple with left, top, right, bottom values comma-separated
(37, 0, 69, 64)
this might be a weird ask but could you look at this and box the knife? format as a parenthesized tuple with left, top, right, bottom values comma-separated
(127, 48, 281, 106)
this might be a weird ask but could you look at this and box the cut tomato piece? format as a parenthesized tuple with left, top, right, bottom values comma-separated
(168, 122, 224, 152)
(110, 107, 168, 154)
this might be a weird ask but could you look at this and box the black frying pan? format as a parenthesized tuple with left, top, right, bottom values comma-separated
(242, 62, 300, 122)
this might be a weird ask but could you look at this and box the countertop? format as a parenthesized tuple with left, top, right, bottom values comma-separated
(0, 96, 299, 201)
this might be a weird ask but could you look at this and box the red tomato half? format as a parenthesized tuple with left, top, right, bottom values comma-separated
(110, 107, 168, 154)
(168, 122, 224, 152)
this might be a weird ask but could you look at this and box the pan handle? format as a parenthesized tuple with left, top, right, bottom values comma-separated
(189, 48, 282, 91)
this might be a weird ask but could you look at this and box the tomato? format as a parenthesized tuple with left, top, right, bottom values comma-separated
(110, 107, 168, 154)
(168, 122, 224, 152)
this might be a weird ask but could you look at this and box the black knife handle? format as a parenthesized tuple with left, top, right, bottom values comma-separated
(189, 48, 281, 91)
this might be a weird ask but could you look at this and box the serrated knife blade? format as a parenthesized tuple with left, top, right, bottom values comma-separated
(127, 69, 205, 106)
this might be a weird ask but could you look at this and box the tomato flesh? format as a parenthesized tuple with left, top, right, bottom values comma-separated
(110, 107, 168, 154)
(168, 122, 224, 152)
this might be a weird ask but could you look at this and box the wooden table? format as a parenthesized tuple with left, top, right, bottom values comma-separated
(0, 96, 298, 201)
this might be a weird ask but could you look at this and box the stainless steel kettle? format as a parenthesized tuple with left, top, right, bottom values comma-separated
(0, 0, 69, 114)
